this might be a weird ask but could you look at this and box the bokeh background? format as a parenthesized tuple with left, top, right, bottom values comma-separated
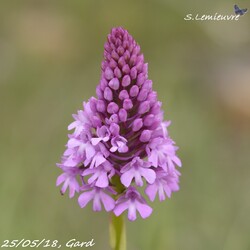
(1, 1, 250, 249)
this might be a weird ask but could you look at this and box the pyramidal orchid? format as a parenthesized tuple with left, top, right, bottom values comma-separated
(57, 27, 181, 249)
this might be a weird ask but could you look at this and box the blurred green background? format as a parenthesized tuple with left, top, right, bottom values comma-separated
(1, 0, 250, 249)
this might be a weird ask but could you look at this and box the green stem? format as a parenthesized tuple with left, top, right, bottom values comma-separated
(109, 213, 126, 250)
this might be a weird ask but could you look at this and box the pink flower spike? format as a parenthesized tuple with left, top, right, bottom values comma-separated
(56, 27, 182, 221)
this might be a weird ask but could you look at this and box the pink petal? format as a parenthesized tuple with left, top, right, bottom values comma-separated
(63, 148, 74, 156)
(100, 192, 115, 211)
(61, 180, 69, 194)
(145, 183, 158, 202)
(68, 121, 78, 130)
(93, 194, 102, 211)
(103, 136, 109, 142)
(170, 182, 179, 192)
(78, 190, 95, 208)
(118, 145, 128, 153)
(160, 162, 167, 171)
(85, 145, 95, 160)
(163, 184, 172, 198)
(56, 173, 67, 186)
(134, 172, 143, 186)
(82, 168, 94, 176)
(172, 155, 182, 167)
(96, 172, 109, 188)
(95, 154, 106, 167)
(140, 168, 156, 184)
(148, 150, 158, 167)
(113, 201, 130, 216)
(135, 201, 152, 219)
(64, 157, 78, 167)
(128, 203, 137, 221)
(110, 146, 117, 152)
(69, 178, 80, 198)
(67, 138, 81, 148)
(158, 184, 166, 201)
(167, 157, 175, 171)
(91, 138, 102, 146)
(121, 169, 135, 187)
(87, 171, 99, 184)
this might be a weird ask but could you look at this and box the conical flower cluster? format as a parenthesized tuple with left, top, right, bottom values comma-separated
(57, 27, 181, 221)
